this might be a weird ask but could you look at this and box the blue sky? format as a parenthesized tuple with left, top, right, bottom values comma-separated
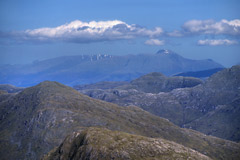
(0, 0, 239, 67)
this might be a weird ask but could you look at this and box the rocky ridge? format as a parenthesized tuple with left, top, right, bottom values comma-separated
(77, 65, 240, 141)
(42, 127, 212, 160)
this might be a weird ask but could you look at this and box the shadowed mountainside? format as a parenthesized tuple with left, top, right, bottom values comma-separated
(184, 98, 240, 142)
(174, 68, 225, 79)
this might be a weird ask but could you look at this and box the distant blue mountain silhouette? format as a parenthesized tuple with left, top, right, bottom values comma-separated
(0, 50, 223, 87)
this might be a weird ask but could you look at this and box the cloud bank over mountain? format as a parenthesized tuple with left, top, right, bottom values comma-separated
(3, 20, 163, 43)
(1, 19, 239, 46)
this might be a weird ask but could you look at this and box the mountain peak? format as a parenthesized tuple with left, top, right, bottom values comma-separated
(35, 81, 69, 91)
(19, 80, 79, 100)
(156, 49, 175, 55)
(38, 80, 63, 87)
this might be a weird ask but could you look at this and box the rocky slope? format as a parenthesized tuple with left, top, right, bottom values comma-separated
(184, 98, 240, 142)
(42, 127, 211, 160)
(0, 49, 223, 87)
(78, 65, 240, 141)
(0, 81, 239, 160)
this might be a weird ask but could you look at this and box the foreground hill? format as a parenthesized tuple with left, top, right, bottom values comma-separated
(0, 81, 239, 160)
(78, 65, 240, 141)
(0, 49, 223, 87)
(43, 127, 211, 160)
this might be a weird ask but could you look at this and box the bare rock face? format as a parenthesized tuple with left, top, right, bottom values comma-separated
(77, 65, 240, 141)
(42, 127, 211, 160)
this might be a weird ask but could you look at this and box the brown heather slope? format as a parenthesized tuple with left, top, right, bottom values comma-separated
(0, 81, 239, 160)
(42, 127, 212, 160)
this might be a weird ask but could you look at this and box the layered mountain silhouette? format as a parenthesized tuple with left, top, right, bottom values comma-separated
(0, 49, 223, 87)
(77, 65, 240, 142)
(0, 81, 239, 160)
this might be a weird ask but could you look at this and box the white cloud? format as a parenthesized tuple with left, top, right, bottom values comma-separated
(167, 30, 183, 37)
(182, 19, 240, 36)
(7, 20, 163, 43)
(197, 39, 238, 46)
(145, 39, 164, 46)
(3, 19, 240, 45)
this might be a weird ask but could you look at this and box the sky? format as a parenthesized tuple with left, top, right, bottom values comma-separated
(0, 0, 239, 67)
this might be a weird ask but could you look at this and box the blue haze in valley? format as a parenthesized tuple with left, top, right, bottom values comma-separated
(0, 0, 240, 67)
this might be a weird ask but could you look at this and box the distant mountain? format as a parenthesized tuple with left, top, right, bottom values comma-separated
(78, 65, 240, 142)
(0, 84, 24, 93)
(75, 72, 203, 93)
(174, 68, 225, 79)
(0, 49, 223, 87)
(42, 127, 211, 160)
(1, 81, 239, 160)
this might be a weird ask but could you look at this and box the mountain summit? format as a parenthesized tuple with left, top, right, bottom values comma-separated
(156, 49, 175, 55)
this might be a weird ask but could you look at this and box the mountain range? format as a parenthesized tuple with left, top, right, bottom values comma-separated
(76, 65, 240, 142)
(0, 80, 239, 160)
(0, 49, 223, 87)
